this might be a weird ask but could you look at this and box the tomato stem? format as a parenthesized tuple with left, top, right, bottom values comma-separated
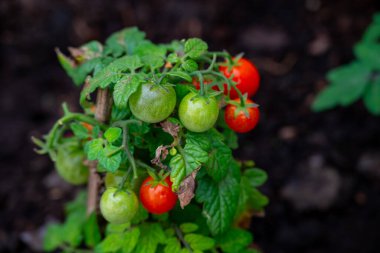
(174, 225, 193, 253)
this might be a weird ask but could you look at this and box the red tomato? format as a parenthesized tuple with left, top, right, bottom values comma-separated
(224, 98, 260, 133)
(219, 58, 260, 99)
(139, 176, 178, 214)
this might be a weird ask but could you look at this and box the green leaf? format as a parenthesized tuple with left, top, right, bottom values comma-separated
(206, 141, 232, 181)
(222, 128, 238, 149)
(313, 61, 372, 111)
(142, 55, 165, 70)
(121, 227, 140, 253)
(65, 191, 87, 214)
(43, 224, 64, 252)
(90, 55, 141, 90)
(167, 71, 192, 82)
(362, 22, 380, 44)
(312, 84, 343, 111)
(185, 132, 211, 151)
(62, 210, 86, 247)
(164, 238, 182, 253)
(249, 188, 269, 210)
(354, 42, 380, 70)
(364, 78, 380, 115)
(104, 127, 122, 143)
(131, 202, 149, 224)
(167, 53, 179, 63)
(113, 75, 142, 109)
(182, 59, 198, 72)
(105, 223, 131, 235)
(79, 40, 103, 58)
(95, 233, 124, 253)
(196, 163, 240, 235)
(135, 41, 167, 58)
(180, 223, 199, 233)
(85, 138, 104, 160)
(70, 123, 89, 140)
(215, 228, 253, 253)
(184, 233, 215, 251)
(84, 212, 101, 247)
(104, 27, 146, 57)
(111, 105, 131, 122)
(170, 154, 186, 191)
(184, 38, 208, 58)
(98, 145, 122, 172)
(133, 223, 166, 253)
(183, 143, 209, 174)
(243, 168, 268, 187)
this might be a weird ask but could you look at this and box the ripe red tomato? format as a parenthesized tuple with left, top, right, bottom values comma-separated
(224, 98, 260, 133)
(139, 176, 177, 214)
(219, 58, 260, 99)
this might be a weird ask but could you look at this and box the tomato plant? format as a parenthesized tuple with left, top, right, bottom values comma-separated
(225, 98, 260, 133)
(140, 176, 178, 214)
(220, 58, 260, 99)
(33, 27, 268, 253)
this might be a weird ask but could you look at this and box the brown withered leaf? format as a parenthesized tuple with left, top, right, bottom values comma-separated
(151, 145, 169, 169)
(178, 169, 199, 209)
(161, 121, 180, 138)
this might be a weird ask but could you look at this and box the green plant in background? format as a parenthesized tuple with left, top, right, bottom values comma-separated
(312, 13, 380, 115)
(33, 27, 267, 253)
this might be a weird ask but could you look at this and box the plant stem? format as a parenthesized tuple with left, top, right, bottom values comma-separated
(174, 225, 193, 253)
(87, 88, 112, 216)
(122, 124, 138, 179)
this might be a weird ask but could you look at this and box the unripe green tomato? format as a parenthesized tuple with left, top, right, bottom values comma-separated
(55, 142, 88, 185)
(129, 83, 176, 123)
(100, 188, 139, 224)
(179, 93, 219, 132)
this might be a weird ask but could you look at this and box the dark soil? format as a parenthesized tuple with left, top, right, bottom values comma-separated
(1, 0, 380, 252)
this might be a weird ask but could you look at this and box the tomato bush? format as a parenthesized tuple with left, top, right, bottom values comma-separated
(33, 27, 268, 253)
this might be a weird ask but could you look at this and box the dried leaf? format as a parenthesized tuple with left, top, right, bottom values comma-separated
(151, 145, 170, 169)
(161, 121, 180, 138)
(178, 169, 199, 208)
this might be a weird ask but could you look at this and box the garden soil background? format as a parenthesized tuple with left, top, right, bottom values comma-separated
(1, 0, 380, 252)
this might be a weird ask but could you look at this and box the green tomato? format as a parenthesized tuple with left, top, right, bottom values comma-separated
(129, 83, 176, 123)
(179, 93, 219, 132)
(100, 188, 139, 224)
(55, 142, 88, 185)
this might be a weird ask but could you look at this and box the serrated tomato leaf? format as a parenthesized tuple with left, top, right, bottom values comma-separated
(196, 164, 240, 235)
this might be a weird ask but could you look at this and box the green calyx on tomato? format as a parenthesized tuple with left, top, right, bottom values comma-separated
(129, 83, 177, 123)
(55, 140, 89, 185)
(100, 187, 139, 224)
(179, 93, 219, 133)
(139, 176, 177, 214)
(224, 98, 260, 133)
(219, 57, 260, 99)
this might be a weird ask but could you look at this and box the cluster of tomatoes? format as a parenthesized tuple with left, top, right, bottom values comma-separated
(98, 58, 261, 224)
(57, 57, 261, 224)
(129, 57, 261, 134)
(101, 174, 177, 224)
